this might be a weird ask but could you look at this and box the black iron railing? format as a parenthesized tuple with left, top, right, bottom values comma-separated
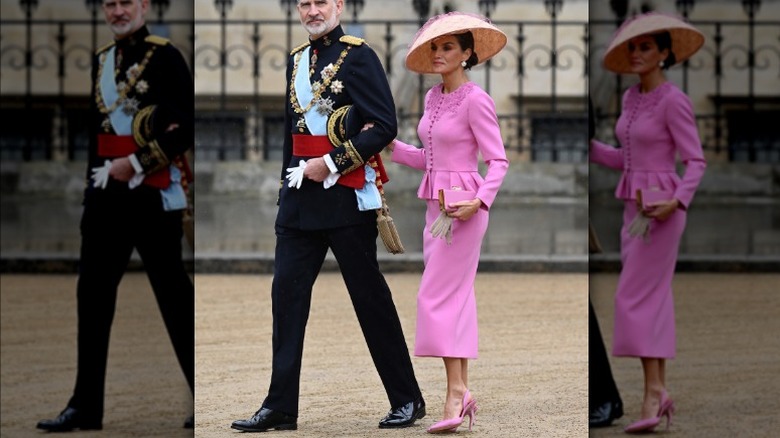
(2, 0, 778, 163)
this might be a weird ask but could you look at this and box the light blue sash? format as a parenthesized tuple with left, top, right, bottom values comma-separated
(160, 166, 187, 211)
(355, 165, 381, 211)
(294, 47, 327, 135)
(100, 47, 132, 135)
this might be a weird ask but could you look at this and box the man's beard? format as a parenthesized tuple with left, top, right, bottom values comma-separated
(303, 15, 336, 37)
(109, 15, 141, 37)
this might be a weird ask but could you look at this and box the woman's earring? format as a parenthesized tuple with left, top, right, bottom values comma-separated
(658, 60, 665, 68)
(461, 60, 467, 68)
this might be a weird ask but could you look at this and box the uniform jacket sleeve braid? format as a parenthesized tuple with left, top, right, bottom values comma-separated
(468, 90, 508, 210)
(133, 43, 194, 174)
(665, 90, 706, 209)
(327, 45, 397, 174)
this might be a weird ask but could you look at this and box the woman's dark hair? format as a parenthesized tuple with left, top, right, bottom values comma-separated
(453, 31, 479, 70)
(652, 31, 677, 70)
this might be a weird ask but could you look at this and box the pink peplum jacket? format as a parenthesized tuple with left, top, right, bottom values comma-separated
(591, 81, 706, 209)
(391, 82, 509, 209)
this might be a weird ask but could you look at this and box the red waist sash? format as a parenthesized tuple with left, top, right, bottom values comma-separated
(97, 134, 170, 189)
(292, 135, 389, 190)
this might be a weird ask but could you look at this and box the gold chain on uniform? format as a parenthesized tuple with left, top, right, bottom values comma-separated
(95, 46, 157, 115)
(289, 46, 351, 115)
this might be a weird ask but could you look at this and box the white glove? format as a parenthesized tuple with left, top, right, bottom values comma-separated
(128, 173, 145, 189)
(285, 159, 307, 189)
(90, 159, 111, 189)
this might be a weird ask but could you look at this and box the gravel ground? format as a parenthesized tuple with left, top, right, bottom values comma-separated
(4, 272, 775, 437)
(589, 273, 780, 438)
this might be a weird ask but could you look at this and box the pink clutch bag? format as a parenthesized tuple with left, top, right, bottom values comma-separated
(438, 189, 477, 212)
(636, 189, 674, 211)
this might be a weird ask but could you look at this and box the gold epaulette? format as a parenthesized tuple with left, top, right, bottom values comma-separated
(290, 41, 311, 55)
(96, 41, 115, 55)
(340, 35, 365, 46)
(145, 35, 170, 46)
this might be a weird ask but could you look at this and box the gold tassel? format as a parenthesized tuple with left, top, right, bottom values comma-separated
(373, 159, 404, 254)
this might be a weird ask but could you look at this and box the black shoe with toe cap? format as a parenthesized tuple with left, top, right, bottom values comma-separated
(230, 407, 297, 432)
(378, 399, 426, 428)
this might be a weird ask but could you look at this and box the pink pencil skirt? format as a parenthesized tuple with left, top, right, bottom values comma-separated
(414, 200, 488, 359)
(612, 200, 686, 359)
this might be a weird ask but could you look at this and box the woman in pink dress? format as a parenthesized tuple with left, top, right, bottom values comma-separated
(591, 13, 706, 433)
(387, 12, 508, 434)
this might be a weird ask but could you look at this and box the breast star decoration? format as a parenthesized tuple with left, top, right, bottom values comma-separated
(320, 63, 336, 80)
(316, 96, 335, 115)
(330, 80, 344, 94)
(135, 80, 149, 94)
(289, 47, 352, 115)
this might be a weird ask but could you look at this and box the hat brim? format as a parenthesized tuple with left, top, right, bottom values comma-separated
(405, 13, 507, 74)
(603, 13, 705, 74)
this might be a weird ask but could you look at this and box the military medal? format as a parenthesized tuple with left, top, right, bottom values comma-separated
(95, 46, 156, 117)
(126, 63, 141, 80)
(296, 117, 306, 132)
(101, 117, 112, 131)
(123, 96, 140, 115)
(289, 46, 351, 115)
(316, 97, 335, 115)
(320, 63, 336, 80)
(135, 80, 149, 94)
(330, 80, 344, 94)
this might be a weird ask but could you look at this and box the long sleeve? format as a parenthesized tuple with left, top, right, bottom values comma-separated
(132, 42, 194, 174)
(391, 139, 426, 170)
(468, 91, 508, 210)
(590, 139, 624, 170)
(665, 92, 706, 209)
(326, 45, 396, 175)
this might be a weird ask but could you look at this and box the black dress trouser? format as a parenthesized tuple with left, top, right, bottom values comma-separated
(263, 222, 422, 416)
(67, 187, 194, 420)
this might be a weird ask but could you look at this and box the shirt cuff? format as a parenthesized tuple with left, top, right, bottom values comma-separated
(322, 154, 339, 174)
(128, 154, 144, 174)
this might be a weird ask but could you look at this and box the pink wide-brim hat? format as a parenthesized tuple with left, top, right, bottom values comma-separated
(603, 12, 705, 74)
(405, 11, 507, 74)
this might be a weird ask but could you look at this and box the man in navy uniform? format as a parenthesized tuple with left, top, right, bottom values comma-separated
(36, 0, 194, 431)
(230, 0, 425, 432)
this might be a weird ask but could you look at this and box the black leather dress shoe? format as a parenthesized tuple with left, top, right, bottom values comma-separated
(231, 407, 297, 432)
(378, 399, 426, 428)
(589, 400, 624, 428)
(36, 407, 102, 432)
(184, 414, 194, 429)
